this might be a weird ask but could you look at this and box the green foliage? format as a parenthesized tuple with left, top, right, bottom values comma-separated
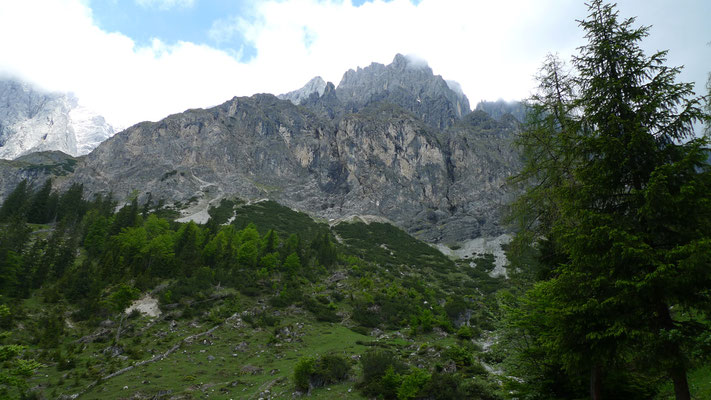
(0, 176, 509, 399)
(293, 356, 315, 392)
(56, 183, 86, 225)
(293, 353, 352, 392)
(27, 178, 55, 224)
(303, 296, 340, 322)
(0, 305, 42, 398)
(313, 354, 350, 386)
(443, 345, 474, 369)
(107, 284, 140, 313)
(206, 198, 238, 226)
(334, 221, 453, 271)
(359, 349, 406, 398)
(507, 1, 711, 398)
(0, 180, 29, 222)
(397, 368, 430, 400)
(232, 200, 329, 241)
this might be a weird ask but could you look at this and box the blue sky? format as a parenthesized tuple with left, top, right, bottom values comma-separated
(89, 0, 422, 62)
(0, 0, 708, 128)
(91, 0, 259, 61)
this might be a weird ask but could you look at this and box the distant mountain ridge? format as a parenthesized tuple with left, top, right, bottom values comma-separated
(475, 100, 528, 123)
(0, 78, 114, 160)
(281, 54, 472, 130)
(1, 54, 520, 243)
(61, 54, 519, 243)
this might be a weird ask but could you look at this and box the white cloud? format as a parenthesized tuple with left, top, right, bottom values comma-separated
(208, 15, 245, 44)
(0, 0, 707, 130)
(135, 0, 196, 10)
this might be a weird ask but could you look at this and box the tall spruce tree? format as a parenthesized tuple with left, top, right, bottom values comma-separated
(510, 1, 711, 399)
(27, 178, 53, 224)
(0, 180, 30, 222)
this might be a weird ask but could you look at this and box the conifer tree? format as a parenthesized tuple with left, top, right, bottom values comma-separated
(26, 178, 53, 223)
(510, 2, 711, 399)
(0, 180, 30, 222)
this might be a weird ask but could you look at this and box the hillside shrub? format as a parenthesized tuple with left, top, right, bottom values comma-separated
(293, 354, 350, 392)
(293, 357, 315, 392)
(397, 368, 430, 400)
(359, 350, 406, 398)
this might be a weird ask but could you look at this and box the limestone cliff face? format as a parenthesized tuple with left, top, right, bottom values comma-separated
(29, 54, 521, 243)
(68, 90, 517, 242)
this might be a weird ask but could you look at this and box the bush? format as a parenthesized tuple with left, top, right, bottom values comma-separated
(443, 345, 473, 368)
(243, 312, 280, 328)
(359, 350, 406, 398)
(304, 297, 341, 322)
(420, 372, 465, 400)
(312, 354, 350, 386)
(293, 354, 351, 392)
(293, 357, 315, 392)
(397, 368, 430, 400)
(380, 366, 402, 399)
(456, 325, 475, 340)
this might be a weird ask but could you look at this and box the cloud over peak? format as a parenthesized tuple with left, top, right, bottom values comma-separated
(0, 0, 707, 130)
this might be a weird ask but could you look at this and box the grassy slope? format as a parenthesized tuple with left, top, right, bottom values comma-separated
(13, 200, 500, 399)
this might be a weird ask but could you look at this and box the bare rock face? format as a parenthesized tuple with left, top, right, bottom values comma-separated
(26, 54, 520, 243)
(0, 78, 114, 160)
(335, 54, 471, 130)
(69, 95, 517, 242)
(278, 76, 327, 105)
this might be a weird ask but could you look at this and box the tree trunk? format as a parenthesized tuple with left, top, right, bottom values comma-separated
(590, 364, 602, 400)
(669, 366, 691, 400)
(656, 302, 691, 400)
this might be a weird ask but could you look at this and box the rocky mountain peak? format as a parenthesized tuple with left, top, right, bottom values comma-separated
(0, 78, 114, 160)
(278, 76, 327, 105)
(334, 54, 470, 129)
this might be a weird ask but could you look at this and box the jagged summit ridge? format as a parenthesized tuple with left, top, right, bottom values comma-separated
(0, 78, 114, 160)
(277, 54, 471, 130)
(334, 54, 471, 129)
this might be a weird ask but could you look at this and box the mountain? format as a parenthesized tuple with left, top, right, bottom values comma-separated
(475, 99, 528, 123)
(0, 150, 78, 203)
(335, 54, 470, 129)
(277, 76, 327, 105)
(0, 78, 114, 160)
(64, 54, 518, 243)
